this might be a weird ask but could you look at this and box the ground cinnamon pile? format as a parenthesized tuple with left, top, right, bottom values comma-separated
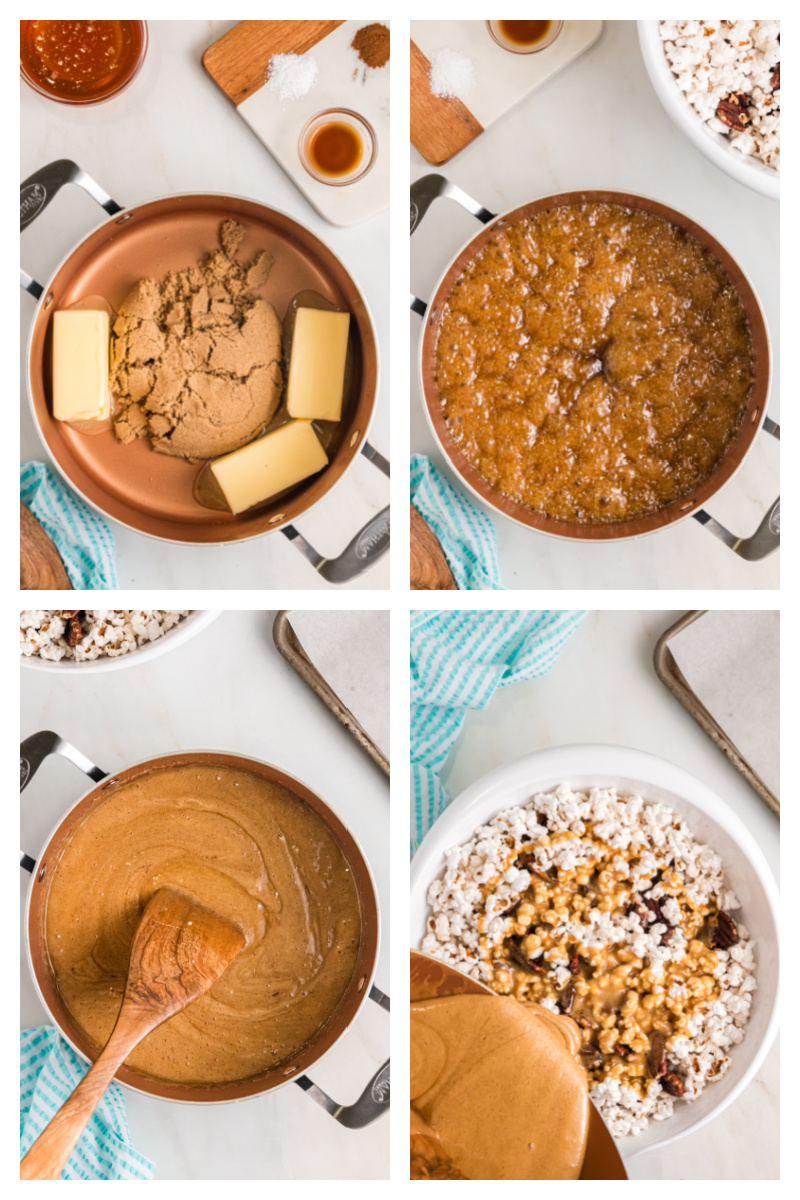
(351, 23, 389, 69)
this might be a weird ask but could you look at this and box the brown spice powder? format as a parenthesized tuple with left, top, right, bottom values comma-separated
(351, 23, 390, 69)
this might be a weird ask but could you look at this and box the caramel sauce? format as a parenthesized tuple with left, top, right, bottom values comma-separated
(497, 20, 552, 46)
(20, 20, 144, 102)
(308, 122, 363, 177)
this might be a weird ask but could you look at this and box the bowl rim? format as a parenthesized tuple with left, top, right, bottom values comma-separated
(19, 609, 223, 673)
(637, 20, 779, 202)
(24, 748, 381, 1105)
(410, 743, 780, 1157)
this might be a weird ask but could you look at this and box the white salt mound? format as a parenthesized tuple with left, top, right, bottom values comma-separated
(429, 48, 476, 102)
(266, 52, 319, 102)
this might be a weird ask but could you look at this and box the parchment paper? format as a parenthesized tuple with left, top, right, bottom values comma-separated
(287, 611, 390, 760)
(669, 610, 779, 799)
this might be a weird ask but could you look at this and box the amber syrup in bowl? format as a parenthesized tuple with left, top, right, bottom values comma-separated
(20, 20, 148, 104)
(299, 109, 377, 187)
(486, 20, 563, 53)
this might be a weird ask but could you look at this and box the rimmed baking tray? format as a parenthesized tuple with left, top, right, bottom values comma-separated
(273, 610, 389, 777)
(654, 610, 779, 817)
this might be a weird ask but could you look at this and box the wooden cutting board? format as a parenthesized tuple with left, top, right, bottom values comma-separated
(20, 502, 71, 590)
(203, 20, 390, 227)
(411, 20, 603, 165)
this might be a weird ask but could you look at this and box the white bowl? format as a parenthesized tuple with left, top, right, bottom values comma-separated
(19, 610, 222, 674)
(637, 21, 779, 202)
(410, 744, 780, 1160)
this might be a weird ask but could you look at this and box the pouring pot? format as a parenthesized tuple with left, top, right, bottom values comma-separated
(21, 160, 390, 581)
(20, 733, 389, 1125)
(411, 174, 779, 559)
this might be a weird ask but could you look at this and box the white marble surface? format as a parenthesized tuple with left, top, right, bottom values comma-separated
(20, 611, 390, 1179)
(20, 20, 389, 590)
(410, 20, 780, 590)
(439, 609, 778, 1179)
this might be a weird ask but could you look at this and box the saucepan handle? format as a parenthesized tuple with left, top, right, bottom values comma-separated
(20, 159, 123, 299)
(20, 731, 108, 873)
(693, 418, 780, 560)
(410, 173, 497, 317)
(281, 443, 390, 584)
(295, 984, 390, 1128)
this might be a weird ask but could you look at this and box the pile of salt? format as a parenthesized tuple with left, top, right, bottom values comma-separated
(429, 48, 476, 102)
(265, 52, 319, 102)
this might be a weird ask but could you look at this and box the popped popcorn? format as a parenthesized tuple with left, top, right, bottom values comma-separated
(20, 610, 190, 662)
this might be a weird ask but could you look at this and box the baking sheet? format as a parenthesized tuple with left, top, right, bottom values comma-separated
(274, 611, 389, 774)
(668, 610, 779, 799)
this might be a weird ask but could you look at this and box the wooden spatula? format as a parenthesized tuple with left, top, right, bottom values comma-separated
(20, 889, 246, 1181)
(20, 502, 72, 590)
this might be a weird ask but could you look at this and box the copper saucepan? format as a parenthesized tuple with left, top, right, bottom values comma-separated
(21, 160, 389, 580)
(411, 174, 779, 559)
(20, 732, 389, 1124)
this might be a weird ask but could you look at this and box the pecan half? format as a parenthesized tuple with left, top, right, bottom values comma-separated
(660, 926, 676, 945)
(643, 896, 663, 921)
(711, 911, 738, 949)
(65, 615, 83, 647)
(569, 953, 580, 975)
(506, 938, 544, 974)
(627, 901, 647, 926)
(716, 91, 750, 130)
(647, 1032, 668, 1079)
(660, 1072, 684, 1097)
(559, 985, 576, 1016)
(771, 63, 780, 90)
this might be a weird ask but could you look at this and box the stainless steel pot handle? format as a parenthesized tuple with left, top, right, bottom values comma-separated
(20, 159, 123, 300)
(693, 417, 780, 560)
(410, 173, 497, 316)
(20, 731, 108, 873)
(281, 442, 390, 583)
(295, 984, 389, 1128)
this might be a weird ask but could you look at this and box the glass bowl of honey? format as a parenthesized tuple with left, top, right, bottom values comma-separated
(486, 21, 563, 54)
(20, 20, 148, 105)
(299, 109, 377, 187)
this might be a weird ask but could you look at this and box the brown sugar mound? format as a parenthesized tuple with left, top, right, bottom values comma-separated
(110, 220, 282, 461)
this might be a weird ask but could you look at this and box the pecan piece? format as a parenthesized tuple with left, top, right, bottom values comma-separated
(771, 64, 780, 90)
(711, 911, 738, 949)
(627, 901, 647, 926)
(660, 926, 675, 945)
(643, 896, 663, 921)
(579, 1045, 603, 1069)
(716, 91, 750, 130)
(660, 1072, 684, 1097)
(499, 897, 522, 917)
(577, 1015, 599, 1031)
(506, 938, 544, 974)
(613, 1043, 634, 1061)
(559, 985, 576, 1016)
(569, 953, 580, 975)
(65, 615, 83, 647)
(647, 1032, 668, 1080)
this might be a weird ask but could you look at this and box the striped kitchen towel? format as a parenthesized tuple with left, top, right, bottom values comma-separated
(410, 454, 502, 590)
(20, 1027, 154, 1180)
(20, 462, 117, 590)
(411, 610, 586, 850)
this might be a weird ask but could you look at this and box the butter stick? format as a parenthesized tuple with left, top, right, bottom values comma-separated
(286, 307, 350, 422)
(52, 310, 111, 422)
(210, 420, 328, 514)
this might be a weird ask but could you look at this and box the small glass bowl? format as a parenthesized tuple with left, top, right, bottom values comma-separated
(298, 109, 377, 188)
(486, 20, 564, 55)
(20, 19, 148, 105)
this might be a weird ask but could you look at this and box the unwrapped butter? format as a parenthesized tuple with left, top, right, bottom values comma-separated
(286, 307, 350, 422)
(210, 420, 328, 514)
(52, 310, 111, 422)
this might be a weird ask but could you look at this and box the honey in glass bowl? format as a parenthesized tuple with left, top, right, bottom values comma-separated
(20, 20, 147, 104)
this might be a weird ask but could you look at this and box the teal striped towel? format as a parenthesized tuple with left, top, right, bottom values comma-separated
(411, 610, 585, 850)
(21, 462, 117, 589)
(410, 454, 501, 590)
(20, 1027, 154, 1180)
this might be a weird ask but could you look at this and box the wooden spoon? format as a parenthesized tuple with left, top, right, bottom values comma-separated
(410, 504, 457, 590)
(20, 889, 246, 1181)
(20, 502, 72, 590)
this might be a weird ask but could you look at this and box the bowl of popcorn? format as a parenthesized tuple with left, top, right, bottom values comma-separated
(20, 610, 221, 673)
(638, 20, 779, 201)
(410, 744, 779, 1156)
